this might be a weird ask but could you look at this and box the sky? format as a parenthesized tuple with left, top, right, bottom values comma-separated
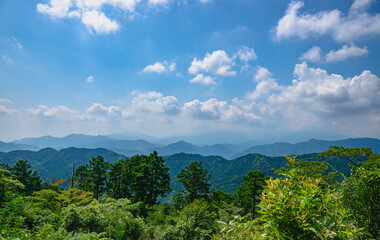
(0, 0, 380, 143)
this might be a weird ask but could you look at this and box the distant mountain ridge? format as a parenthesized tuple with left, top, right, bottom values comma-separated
(0, 141, 40, 152)
(235, 138, 380, 157)
(5, 134, 380, 159)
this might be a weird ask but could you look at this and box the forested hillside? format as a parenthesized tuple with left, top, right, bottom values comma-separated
(0, 148, 352, 194)
(1, 146, 378, 239)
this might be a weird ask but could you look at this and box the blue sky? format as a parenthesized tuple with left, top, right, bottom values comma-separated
(0, 0, 380, 143)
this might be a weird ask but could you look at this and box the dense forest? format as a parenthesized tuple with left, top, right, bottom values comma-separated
(0, 146, 379, 239)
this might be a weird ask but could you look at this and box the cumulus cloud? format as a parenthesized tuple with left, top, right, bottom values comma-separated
(325, 44, 368, 62)
(183, 98, 260, 122)
(82, 10, 119, 34)
(142, 61, 176, 73)
(188, 50, 236, 76)
(246, 67, 283, 100)
(268, 62, 380, 117)
(36, 0, 79, 18)
(85, 103, 122, 120)
(275, 0, 380, 42)
(300, 44, 368, 63)
(300, 46, 323, 63)
(86, 76, 94, 83)
(29, 105, 81, 119)
(132, 91, 180, 115)
(237, 46, 257, 62)
(189, 74, 216, 85)
(36, 0, 143, 34)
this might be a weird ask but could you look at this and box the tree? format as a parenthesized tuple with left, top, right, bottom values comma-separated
(107, 159, 132, 200)
(177, 161, 211, 203)
(0, 167, 24, 204)
(319, 146, 372, 168)
(235, 170, 267, 219)
(9, 160, 41, 196)
(274, 158, 339, 187)
(126, 151, 171, 206)
(75, 155, 109, 200)
(340, 153, 380, 238)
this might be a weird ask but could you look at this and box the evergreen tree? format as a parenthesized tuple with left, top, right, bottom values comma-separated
(235, 170, 267, 219)
(75, 156, 109, 200)
(126, 151, 171, 206)
(9, 160, 41, 196)
(177, 161, 211, 203)
(107, 159, 132, 199)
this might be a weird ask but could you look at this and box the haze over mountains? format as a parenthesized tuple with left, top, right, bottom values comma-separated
(1, 134, 379, 159)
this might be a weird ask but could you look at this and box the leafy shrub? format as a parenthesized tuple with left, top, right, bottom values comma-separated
(62, 198, 146, 239)
(257, 167, 363, 239)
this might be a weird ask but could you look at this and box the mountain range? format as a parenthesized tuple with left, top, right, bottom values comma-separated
(1, 134, 379, 159)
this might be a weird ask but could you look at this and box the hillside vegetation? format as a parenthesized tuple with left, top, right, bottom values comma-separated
(0, 146, 378, 239)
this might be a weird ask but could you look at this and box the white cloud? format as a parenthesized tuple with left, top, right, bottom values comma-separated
(268, 62, 380, 116)
(300, 44, 369, 63)
(37, 0, 143, 34)
(189, 74, 216, 85)
(36, 0, 79, 18)
(86, 76, 94, 83)
(325, 44, 368, 62)
(0, 99, 12, 104)
(300, 46, 323, 63)
(82, 10, 120, 34)
(132, 91, 180, 115)
(0, 105, 17, 114)
(148, 0, 169, 6)
(183, 98, 260, 122)
(85, 103, 122, 120)
(246, 67, 283, 100)
(188, 50, 236, 76)
(275, 0, 380, 42)
(350, 0, 374, 12)
(29, 105, 81, 119)
(2, 55, 13, 64)
(142, 61, 176, 73)
(237, 46, 257, 62)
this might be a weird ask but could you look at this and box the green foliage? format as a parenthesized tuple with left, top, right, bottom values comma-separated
(8, 160, 42, 196)
(340, 154, 380, 238)
(235, 170, 267, 219)
(177, 161, 211, 203)
(319, 146, 373, 168)
(75, 156, 109, 200)
(126, 151, 172, 206)
(0, 193, 25, 230)
(274, 158, 340, 187)
(257, 167, 363, 239)
(157, 199, 219, 240)
(62, 198, 145, 239)
(107, 159, 132, 200)
(0, 167, 24, 204)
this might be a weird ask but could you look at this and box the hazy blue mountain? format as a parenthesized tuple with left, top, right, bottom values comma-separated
(12, 134, 113, 149)
(0, 147, 124, 179)
(78, 139, 157, 155)
(155, 141, 236, 158)
(0, 141, 40, 152)
(235, 138, 380, 157)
